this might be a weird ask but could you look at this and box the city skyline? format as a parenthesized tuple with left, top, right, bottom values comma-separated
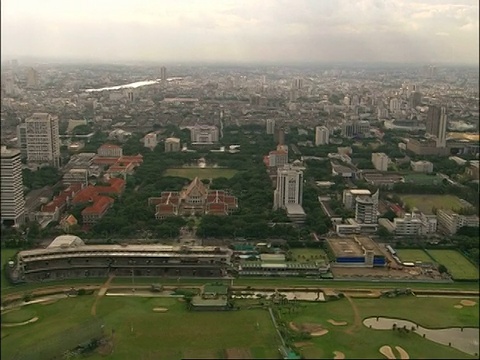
(1, 0, 479, 65)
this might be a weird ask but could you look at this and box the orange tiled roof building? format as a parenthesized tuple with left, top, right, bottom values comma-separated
(148, 177, 238, 219)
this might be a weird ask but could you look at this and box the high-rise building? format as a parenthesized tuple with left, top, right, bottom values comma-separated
(371, 152, 389, 171)
(315, 126, 329, 146)
(274, 128, 285, 145)
(1, 146, 25, 226)
(16, 123, 27, 158)
(274, 164, 303, 210)
(409, 92, 422, 108)
(160, 67, 167, 82)
(26, 67, 39, 89)
(165, 137, 181, 152)
(25, 113, 60, 167)
(292, 78, 303, 89)
(426, 105, 447, 148)
(389, 98, 400, 113)
(266, 119, 276, 135)
(436, 106, 448, 148)
(355, 190, 379, 224)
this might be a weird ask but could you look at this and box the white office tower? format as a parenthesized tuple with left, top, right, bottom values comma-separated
(389, 98, 400, 113)
(1, 146, 25, 226)
(274, 164, 303, 210)
(371, 152, 389, 171)
(436, 106, 447, 148)
(355, 190, 379, 224)
(315, 126, 329, 146)
(266, 119, 276, 135)
(25, 113, 61, 167)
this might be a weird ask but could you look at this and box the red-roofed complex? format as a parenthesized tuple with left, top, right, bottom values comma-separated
(72, 178, 125, 224)
(148, 178, 238, 219)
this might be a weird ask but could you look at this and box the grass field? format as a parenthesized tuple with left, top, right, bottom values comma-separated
(281, 297, 479, 359)
(290, 248, 327, 262)
(427, 250, 479, 280)
(164, 167, 238, 180)
(1, 296, 280, 360)
(403, 173, 443, 185)
(396, 249, 433, 263)
(400, 194, 465, 215)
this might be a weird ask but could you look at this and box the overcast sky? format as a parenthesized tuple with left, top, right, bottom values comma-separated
(1, 0, 478, 64)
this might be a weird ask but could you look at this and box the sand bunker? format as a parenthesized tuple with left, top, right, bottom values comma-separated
(379, 345, 409, 359)
(333, 351, 345, 359)
(328, 319, 347, 326)
(395, 346, 409, 359)
(289, 322, 329, 336)
(379, 345, 395, 359)
(153, 307, 168, 312)
(460, 300, 476, 307)
(454, 305, 463, 309)
(1, 317, 39, 328)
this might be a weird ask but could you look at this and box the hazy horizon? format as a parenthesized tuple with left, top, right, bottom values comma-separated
(2, 0, 479, 65)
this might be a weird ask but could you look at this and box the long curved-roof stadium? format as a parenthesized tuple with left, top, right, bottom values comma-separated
(7, 235, 233, 283)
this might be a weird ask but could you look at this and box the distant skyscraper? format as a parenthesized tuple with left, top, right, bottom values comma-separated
(274, 127, 285, 145)
(160, 66, 167, 82)
(266, 119, 276, 135)
(436, 106, 448, 148)
(315, 126, 329, 146)
(25, 113, 61, 167)
(426, 105, 448, 147)
(26, 67, 39, 89)
(274, 164, 303, 210)
(16, 123, 27, 158)
(292, 78, 303, 89)
(409, 92, 422, 108)
(1, 146, 25, 227)
(389, 98, 400, 112)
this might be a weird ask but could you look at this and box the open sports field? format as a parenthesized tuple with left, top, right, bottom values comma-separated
(396, 249, 433, 264)
(281, 296, 479, 359)
(427, 250, 479, 280)
(2, 296, 279, 360)
(164, 167, 238, 180)
(290, 248, 327, 262)
(403, 173, 442, 185)
(400, 194, 464, 215)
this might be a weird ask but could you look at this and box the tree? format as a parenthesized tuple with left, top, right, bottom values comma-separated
(438, 264, 448, 274)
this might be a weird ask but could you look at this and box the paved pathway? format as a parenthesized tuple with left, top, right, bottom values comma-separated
(91, 275, 115, 316)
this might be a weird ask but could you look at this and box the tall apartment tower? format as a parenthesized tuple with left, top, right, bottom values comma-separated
(371, 152, 389, 171)
(1, 146, 25, 226)
(426, 105, 447, 148)
(16, 123, 27, 158)
(315, 126, 329, 146)
(25, 113, 61, 167)
(26, 67, 39, 89)
(160, 67, 167, 82)
(274, 164, 303, 210)
(266, 119, 276, 135)
(436, 106, 448, 148)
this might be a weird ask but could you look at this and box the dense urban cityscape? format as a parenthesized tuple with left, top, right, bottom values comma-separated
(1, 0, 479, 359)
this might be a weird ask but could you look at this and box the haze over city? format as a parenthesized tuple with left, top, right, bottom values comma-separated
(1, 0, 479, 64)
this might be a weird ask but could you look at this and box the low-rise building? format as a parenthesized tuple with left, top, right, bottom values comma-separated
(144, 133, 158, 150)
(98, 144, 123, 158)
(165, 137, 181, 152)
(437, 209, 479, 235)
(411, 160, 434, 173)
(371, 152, 389, 171)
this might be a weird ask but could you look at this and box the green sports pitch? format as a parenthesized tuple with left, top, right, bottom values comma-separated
(427, 250, 479, 280)
(400, 194, 465, 215)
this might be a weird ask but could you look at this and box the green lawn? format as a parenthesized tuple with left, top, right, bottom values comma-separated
(396, 249, 433, 263)
(290, 248, 327, 263)
(164, 167, 238, 180)
(403, 173, 443, 185)
(427, 250, 479, 280)
(2, 296, 280, 360)
(400, 194, 465, 215)
(281, 297, 479, 359)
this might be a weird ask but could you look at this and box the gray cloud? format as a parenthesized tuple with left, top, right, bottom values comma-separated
(1, 0, 478, 64)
